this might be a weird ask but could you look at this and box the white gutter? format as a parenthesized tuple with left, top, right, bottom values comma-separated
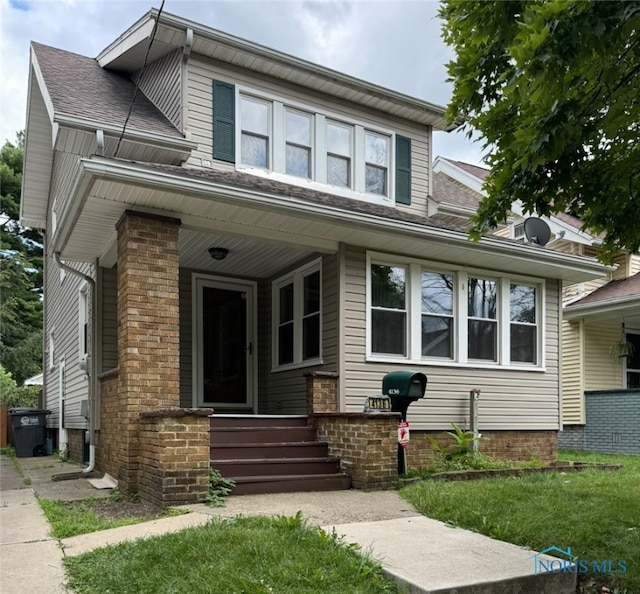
(53, 114, 198, 153)
(564, 295, 640, 320)
(67, 157, 609, 281)
(53, 253, 97, 474)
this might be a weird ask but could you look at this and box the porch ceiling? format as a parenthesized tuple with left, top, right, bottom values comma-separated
(54, 158, 610, 284)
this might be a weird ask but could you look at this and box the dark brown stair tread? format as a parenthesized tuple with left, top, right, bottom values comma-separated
(212, 441, 328, 447)
(212, 457, 340, 464)
(231, 473, 350, 483)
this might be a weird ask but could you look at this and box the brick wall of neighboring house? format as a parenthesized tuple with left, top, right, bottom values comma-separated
(138, 410, 212, 507)
(111, 211, 181, 494)
(558, 425, 586, 450)
(406, 430, 558, 467)
(312, 413, 400, 490)
(582, 390, 640, 454)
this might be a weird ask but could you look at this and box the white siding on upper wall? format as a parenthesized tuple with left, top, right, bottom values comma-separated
(185, 55, 431, 218)
(341, 246, 562, 431)
(561, 319, 584, 424)
(135, 50, 182, 130)
(584, 321, 624, 391)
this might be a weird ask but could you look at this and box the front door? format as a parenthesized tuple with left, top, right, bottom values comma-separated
(194, 276, 256, 410)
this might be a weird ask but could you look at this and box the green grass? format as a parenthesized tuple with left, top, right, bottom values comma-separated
(39, 498, 159, 539)
(401, 450, 640, 592)
(64, 513, 401, 594)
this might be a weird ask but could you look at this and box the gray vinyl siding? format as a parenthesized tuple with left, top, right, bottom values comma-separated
(43, 243, 94, 431)
(100, 267, 118, 372)
(561, 319, 584, 424)
(341, 245, 562, 431)
(185, 55, 431, 217)
(264, 254, 339, 414)
(134, 50, 182, 130)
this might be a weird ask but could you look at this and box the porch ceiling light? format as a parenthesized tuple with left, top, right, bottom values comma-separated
(208, 247, 229, 261)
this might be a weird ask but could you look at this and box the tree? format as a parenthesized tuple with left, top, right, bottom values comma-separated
(0, 133, 43, 385)
(440, 1, 640, 262)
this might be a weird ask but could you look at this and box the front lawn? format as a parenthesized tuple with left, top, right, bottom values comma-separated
(400, 450, 640, 593)
(64, 513, 401, 594)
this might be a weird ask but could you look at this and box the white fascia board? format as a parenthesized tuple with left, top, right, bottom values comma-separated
(53, 114, 198, 153)
(96, 16, 156, 67)
(61, 157, 610, 284)
(433, 156, 487, 194)
(30, 49, 56, 124)
(564, 296, 640, 321)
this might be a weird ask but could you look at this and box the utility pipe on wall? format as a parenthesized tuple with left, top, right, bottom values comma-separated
(469, 388, 481, 451)
(53, 252, 97, 474)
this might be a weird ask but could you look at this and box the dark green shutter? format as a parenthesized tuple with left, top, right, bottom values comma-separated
(212, 80, 235, 163)
(395, 135, 411, 205)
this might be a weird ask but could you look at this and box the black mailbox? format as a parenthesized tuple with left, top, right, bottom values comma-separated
(382, 371, 427, 421)
(382, 371, 427, 476)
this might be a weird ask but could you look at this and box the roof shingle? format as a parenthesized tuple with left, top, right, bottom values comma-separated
(566, 272, 640, 307)
(32, 42, 181, 138)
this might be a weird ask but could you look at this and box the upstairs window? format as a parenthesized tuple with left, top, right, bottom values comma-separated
(211, 81, 412, 204)
(285, 109, 313, 178)
(327, 121, 352, 188)
(364, 131, 389, 196)
(240, 96, 270, 168)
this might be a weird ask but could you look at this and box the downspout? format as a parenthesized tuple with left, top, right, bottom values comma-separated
(53, 252, 97, 474)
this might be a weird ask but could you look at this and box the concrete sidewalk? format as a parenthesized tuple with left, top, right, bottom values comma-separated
(0, 455, 575, 594)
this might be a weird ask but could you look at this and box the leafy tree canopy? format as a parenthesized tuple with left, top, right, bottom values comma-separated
(440, 0, 640, 263)
(1, 133, 43, 384)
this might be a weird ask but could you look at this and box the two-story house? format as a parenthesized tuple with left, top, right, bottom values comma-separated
(433, 157, 640, 455)
(20, 10, 607, 504)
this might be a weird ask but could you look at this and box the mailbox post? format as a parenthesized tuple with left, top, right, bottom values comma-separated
(382, 371, 427, 474)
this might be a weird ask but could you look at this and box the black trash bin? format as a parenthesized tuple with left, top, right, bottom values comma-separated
(8, 408, 50, 458)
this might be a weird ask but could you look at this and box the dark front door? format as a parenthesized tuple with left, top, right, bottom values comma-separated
(195, 277, 255, 409)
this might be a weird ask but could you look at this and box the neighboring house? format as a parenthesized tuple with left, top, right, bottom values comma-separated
(433, 157, 640, 454)
(20, 10, 607, 503)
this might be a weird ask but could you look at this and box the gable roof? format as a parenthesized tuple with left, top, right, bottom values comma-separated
(564, 272, 640, 320)
(431, 171, 482, 214)
(31, 42, 181, 138)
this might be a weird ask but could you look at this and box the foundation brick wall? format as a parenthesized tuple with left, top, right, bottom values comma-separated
(66, 428, 86, 463)
(138, 410, 212, 507)
(406, 430, 558, 468)
(312, 413, 400, 490)
(97, 370, 120, 480)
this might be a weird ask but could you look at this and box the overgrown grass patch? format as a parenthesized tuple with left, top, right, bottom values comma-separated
(39, 497, 166, 538)
(401, 450, 640, 593)
(64, 513, 401, 594)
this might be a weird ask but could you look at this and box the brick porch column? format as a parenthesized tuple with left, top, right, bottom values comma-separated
(116, 210, 181, 492)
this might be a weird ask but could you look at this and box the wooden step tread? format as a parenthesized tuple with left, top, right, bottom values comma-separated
(212, 456, 340, 464)
(231, 472, 350, 483)
(212, 441, 328, 448)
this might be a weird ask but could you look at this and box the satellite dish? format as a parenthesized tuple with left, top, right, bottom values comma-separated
(523, 217, 551, 246)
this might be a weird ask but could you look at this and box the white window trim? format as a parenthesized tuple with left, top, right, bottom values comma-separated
(366, 252, 546, 371)
(272, 258, 323, 372)
(235, 85, 396, 204)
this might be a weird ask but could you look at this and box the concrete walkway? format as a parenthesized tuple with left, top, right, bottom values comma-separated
(0, 455, 575, 594)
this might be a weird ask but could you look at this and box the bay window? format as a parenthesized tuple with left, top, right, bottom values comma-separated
(285, 109, 312, 178)
(368, 255, 543, 368)
(327, 121, 352, 188)
(241, 96, 270, 168)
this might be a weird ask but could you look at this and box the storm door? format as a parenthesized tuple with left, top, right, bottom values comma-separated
(194, 276, 256, 410)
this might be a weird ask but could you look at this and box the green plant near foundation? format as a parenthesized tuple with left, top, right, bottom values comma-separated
(426, 422, 482, 459)
(206, 468, 235, 507)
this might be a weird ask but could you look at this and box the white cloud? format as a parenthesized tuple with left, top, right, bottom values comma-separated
(0, 0, 483, 164)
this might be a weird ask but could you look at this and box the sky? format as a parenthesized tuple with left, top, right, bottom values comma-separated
(0, 0, 485, 165)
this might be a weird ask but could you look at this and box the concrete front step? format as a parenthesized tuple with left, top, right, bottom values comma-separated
(212, 457, 342, 477)
(230, 473, 352, 495)
(211, 426, 317, 444)
(212, 441, 330, 460)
